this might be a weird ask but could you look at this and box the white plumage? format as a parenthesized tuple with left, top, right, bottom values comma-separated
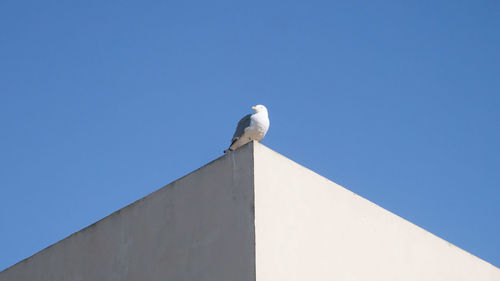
(224, 105, 270, 153)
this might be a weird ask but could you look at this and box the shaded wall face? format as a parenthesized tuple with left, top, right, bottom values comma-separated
(0, 143, 256, 281)
(253, 144, 500, 281)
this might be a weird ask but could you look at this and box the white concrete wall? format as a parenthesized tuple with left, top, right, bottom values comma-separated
(0, 143, 256, 281)
(2, 141, 498, 281)
(253, 143, 500, 281)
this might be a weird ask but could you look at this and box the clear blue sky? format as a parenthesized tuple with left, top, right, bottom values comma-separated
(1, 0, 499, 271)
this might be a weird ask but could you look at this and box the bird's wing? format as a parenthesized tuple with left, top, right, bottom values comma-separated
(231, 114, 252, 143)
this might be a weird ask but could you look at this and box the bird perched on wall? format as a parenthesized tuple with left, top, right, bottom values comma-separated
(224, 105, 270, 153)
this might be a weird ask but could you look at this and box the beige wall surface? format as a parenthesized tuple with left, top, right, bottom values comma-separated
(0, 143, 256, 281)
(2, 141, 498, 281)
(253, 143, 500, 281)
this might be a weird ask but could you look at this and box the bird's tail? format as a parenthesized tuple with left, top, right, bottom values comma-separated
(223, 148, 232, 154)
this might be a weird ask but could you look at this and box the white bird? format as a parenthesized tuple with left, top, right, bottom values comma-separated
(224, 105, 270, 153)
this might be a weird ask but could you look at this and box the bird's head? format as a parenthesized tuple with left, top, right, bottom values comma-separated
(252, 104, 268, 113)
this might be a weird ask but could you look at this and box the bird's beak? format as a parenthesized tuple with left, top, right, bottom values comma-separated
(252, 106, 257, 111)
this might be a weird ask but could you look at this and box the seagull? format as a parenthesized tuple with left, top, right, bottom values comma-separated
(224, 105, 270, 153)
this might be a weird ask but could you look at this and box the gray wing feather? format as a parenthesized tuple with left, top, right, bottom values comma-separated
(232, 114, 252, 141)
